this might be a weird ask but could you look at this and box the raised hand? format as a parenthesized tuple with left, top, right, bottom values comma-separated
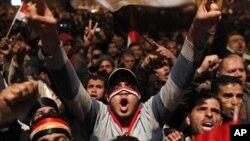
(0, 37, 11, 57)
(197, 54, 221, 75)
(188, 0, 221, 48)
(155, 43, 177, 63)
(26, 0, 59, 56)
(194, 0, 221, 32)
(165, 130, 183, 141)
(26, 0, 57, 36)
(83, 20, 99, 48)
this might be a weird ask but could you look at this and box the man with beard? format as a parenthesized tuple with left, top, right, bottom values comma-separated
(25, 0, 222, 140)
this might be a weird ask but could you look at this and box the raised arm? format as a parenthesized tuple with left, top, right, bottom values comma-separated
(26, 0, 93, 121)
(159, 0, 221, 114)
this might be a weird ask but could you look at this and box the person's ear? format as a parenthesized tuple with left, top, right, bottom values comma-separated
(185, 115, 191, 125)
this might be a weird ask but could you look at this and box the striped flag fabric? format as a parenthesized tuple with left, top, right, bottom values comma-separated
(127, 30, 141, 47)
(95, 0, 195, 12)
(6, 2, 28, 37)
(15, 2, 28, 22)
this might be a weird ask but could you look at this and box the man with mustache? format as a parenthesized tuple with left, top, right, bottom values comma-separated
(216, 54, 250, 122)
(212, 75, 244, 122)
(165, 90, 223, 141)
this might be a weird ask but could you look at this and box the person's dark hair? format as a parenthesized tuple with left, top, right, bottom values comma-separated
(211, 75, 242, 94)
(147, 57, 169, 70)
(186, 90, 222, 115)
(128, 42, 141, 49)
(121, 49, 135, 58)
(85, 74, 107, 89)
(91, 46, 103, 55)
(112, 135, 139, 141)
(227, 31, 244, 42)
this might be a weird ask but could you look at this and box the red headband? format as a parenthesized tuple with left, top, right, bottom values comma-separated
(30, 118, 72, 141)
(108, 86, 140, 100)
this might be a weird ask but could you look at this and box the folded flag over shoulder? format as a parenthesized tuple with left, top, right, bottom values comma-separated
(15, 2, 28, 22)
(95, 0, 195, 12)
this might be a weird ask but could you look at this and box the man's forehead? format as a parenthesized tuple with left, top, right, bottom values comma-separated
(221, 59, 244, 69)
(100, 60, 113, 66)
(89, 79, 105, 83)
(229, 34, 245, 41)
(195, 98, 220, 107)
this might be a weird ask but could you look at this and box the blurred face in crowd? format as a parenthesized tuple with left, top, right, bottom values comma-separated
(90, 57, 99, 66)
(227, 34, 246, 55)
(7, 8, 15, 19)
(91, 48, 103, 57)
(217, 83, 244, 119)
(63, 41, 72, 55)
(98, 60, 114, 75)
(217, 55, 246, 84)
(186, 98, 222, 136)
(130, 45, 143, 60)
(112, 35, 125, 48)
(109, 82, 140, 121)
(107, 42, 119, 57)
(154, 65, 170, 82)
(121, 54, 135, 70)
(37, 133, 72, 141)
(166, 40, 179, 56)
(87, 79, 105, 100)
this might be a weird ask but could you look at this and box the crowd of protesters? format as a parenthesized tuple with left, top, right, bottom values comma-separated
(0, 0, 250, 141)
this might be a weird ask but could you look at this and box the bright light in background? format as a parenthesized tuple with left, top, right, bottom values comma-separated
(91, 9, 99, 13)
(11, 0, 22, 6)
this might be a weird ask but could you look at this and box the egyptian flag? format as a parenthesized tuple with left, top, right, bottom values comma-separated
(127, 29, 141, 47)
(15, 2, 28, 22)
